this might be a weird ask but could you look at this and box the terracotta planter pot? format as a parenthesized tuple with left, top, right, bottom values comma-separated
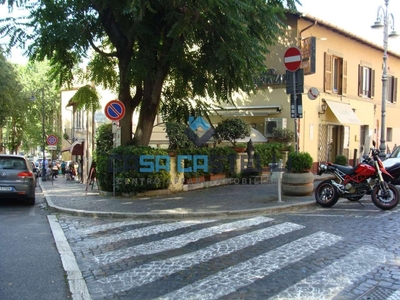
(281, 171, 314, 196)
(233, 146, 246, 153)
(205, 173, 226, 181)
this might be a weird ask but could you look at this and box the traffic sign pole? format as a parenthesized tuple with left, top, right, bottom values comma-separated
(284, 47, 302, 154)
(293, 72, 298, 153)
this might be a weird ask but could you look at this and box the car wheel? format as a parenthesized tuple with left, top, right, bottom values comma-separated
(25, 196, 36, 206)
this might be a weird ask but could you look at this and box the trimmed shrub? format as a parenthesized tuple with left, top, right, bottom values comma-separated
(254, 142, 285, 167)
(334, 155, 348, 166)
(286, 152, 313, 173)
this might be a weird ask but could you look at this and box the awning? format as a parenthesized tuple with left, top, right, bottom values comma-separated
(70, 139, 84, 156)
(235, 128, 268, 143)
(325, 100, 361, 125)
(212, 105, 282, 116)
(60, 145, 72, 153)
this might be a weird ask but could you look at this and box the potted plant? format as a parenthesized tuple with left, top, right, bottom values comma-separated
(334, 155, 348, 166)
(212, 118, 251, 152)
(270, 128, 294, 150)
(281, 151, 314, 196)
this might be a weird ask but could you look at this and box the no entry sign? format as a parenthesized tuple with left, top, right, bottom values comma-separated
(105, 100, 125, 121)
(284, 47, 302, 72)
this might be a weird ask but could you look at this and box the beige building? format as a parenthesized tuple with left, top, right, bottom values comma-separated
(60, 87, 117, 183)
(211, 12, 400, 173)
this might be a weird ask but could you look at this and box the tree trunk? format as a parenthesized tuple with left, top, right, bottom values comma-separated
(117, 52, 136, 146)
(133, 66, 168, 145)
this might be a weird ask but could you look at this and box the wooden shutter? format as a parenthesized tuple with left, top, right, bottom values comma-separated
(371, 69, 375, 98)
(358, 65, 363, 96)
(324, 53, 332, 93)
(342, 60, 347, 96)
(394, 77, 398, 103)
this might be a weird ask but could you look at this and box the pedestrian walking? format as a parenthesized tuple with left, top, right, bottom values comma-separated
(61, 161, 66, 178)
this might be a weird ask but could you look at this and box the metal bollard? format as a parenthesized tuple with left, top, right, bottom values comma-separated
(277, 159, 283, 202)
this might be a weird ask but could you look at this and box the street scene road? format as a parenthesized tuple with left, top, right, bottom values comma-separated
(57, 199, 400, 300)
(0, 189, 71, 300)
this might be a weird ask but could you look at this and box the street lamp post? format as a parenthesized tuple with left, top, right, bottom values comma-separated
(31, 88, 46, 181)
(371, 0, 398, 158)
(41, 88, 46, 181)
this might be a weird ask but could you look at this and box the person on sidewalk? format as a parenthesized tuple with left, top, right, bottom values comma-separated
(46, 164, 53, 181)
(52, 163, 59, 179)
(61, 161, 66, 178)
(66, 163, 76, 181)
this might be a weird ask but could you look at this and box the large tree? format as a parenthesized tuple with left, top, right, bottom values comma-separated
(1, 0, 300, 146)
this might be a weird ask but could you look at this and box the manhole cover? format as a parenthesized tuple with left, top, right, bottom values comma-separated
(357, 286, 399, 300)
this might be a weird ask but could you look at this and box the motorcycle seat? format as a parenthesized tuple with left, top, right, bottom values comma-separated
(331, 164, 355, 174)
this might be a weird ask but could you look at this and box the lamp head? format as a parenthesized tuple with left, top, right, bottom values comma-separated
(371, 21, 384, 29)
(389, 30, 399, 38)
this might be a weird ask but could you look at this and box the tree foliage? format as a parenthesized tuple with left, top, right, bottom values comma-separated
(67, 85, 101, 112)
(0, 47, 19, 128)
(213, 118, 251, 146)
(1, 0, 300, 147)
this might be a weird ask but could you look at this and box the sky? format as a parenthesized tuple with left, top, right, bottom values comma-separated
(297, 0, 400, 54)
(1, 0, 400, 63)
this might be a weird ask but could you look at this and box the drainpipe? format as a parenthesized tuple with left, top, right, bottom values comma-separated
(298, 20, 317, 46)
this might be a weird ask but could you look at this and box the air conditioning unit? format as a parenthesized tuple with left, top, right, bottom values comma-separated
(264, 118, 287, 138)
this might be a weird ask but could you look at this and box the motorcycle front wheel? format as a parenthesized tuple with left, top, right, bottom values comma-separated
(371, 183, 399, 210)
(315, 180, 340, 207)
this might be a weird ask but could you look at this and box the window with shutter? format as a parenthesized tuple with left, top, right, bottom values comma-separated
(324, 53, 332, 93)
(387, 76, 398, 103)
(342, 60, 347, 96)
(358, 64, 374, 98)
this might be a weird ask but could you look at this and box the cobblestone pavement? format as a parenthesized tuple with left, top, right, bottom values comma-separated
(56, 198, 400, 300)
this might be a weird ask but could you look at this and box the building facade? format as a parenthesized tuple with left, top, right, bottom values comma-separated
(211, 12, 400, 172)
(60, 12, 400, 178)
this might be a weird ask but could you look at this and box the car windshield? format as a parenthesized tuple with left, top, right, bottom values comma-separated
(0, 158, 27, 170)
(389, 146, 400, 158)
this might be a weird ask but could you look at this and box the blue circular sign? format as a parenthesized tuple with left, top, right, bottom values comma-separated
(47, 134, 58, 145)
(105, 100, 125, 121)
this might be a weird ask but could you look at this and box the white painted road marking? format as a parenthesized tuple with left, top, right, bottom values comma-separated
(77, 220, 215, 247)
(98, 222, 303, 295)
(153, 231, 342, 300)
(270, 245, 392, 300)
(94, 216, 274, 265)
(74, 220, 152, 236)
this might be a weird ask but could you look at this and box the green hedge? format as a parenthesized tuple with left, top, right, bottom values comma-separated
(254, 142, 286, 167)
(96, 145, 171, 193)
(176, 146, 237, 178)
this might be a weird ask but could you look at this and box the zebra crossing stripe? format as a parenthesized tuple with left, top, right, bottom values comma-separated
(77, 220, 215, 247)
(94, 216, 274, 265)
(74, 220, 152, 236)
(270, 245, 392, 300)
(387, 290, 400, 300)
(98, 222, 304, 295)
(153, 231, 342, 300)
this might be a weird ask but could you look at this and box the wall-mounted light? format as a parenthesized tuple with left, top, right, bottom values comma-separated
(318, 101, 327, 116)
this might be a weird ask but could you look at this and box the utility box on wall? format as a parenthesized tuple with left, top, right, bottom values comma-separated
(264, 118, 287, 138)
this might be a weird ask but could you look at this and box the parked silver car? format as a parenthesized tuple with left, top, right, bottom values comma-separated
(0, 154, 36, 205)
(383, 146, 400, 168)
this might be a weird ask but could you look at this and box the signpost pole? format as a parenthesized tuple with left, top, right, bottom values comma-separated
(293, 72, 298, 154)
(284, 47, 302, 154)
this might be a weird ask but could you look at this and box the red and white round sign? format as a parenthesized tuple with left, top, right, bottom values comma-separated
(46, 134, 58, 145)
(104, 100, 125, 121)
(284, 47, 302, 72)
(307, 87, 319, 100)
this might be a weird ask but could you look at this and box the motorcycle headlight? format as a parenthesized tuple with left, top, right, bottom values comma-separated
(319, 164, 327, 171)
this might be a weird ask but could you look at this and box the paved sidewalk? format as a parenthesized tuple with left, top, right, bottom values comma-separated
(39, 174, 333, 220)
